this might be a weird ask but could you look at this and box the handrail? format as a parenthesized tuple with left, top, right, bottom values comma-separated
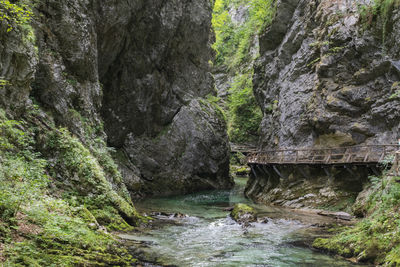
(247, 145, 399, 165)
(252, 144, 398, 153)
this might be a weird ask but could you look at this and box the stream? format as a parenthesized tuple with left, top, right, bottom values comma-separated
(122, 177, 358, 266)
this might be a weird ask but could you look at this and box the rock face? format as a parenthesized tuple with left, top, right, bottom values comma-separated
(245, 164, 369, 209)
(247, 0, 400, 207)
(254, 0, 400, 149)
(0, 22, 37, 116)
(96, 0, 233, 197)
(122, 99, 232, 197)
(0, 0, 232, 199)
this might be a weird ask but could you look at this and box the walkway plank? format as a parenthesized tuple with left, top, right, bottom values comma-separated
(247, 145, 398, 166)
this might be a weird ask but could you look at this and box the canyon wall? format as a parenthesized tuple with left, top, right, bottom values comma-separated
(0, 0, 232, 202)
(246, 0, 400, 208)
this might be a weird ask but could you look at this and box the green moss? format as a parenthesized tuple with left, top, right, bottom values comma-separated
(0, 0, 33, 32)
(227, 72, 262, 143)
(91, 207, 134, 232)
(44, 125, 140, 225)
(313, 174, 400, 265)
(211, 0, 274, 144)
(0, 107, 140, 265)
(359, 0, 400, 47)
(198, 95, 228, 124)
(230, 203, 255, 221)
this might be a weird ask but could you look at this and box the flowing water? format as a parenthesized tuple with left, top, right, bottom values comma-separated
(124, 177, 357, 266)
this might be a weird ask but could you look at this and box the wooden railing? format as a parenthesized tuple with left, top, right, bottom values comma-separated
(247, 145, 399, 165)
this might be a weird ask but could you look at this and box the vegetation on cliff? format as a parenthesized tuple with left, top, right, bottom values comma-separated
(360, 0, 400, 46)
(211, 0, 275, 144)
(0, 0, 33, 31)
(313, 171, 400, 265)
(0, 106, 142, 265)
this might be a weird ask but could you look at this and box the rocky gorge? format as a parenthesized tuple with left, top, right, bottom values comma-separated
(0, 0, 232, 265)
(245, 0, 400, 209)
(0, 0, 400, 265)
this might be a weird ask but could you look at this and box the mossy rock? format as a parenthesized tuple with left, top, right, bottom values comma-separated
(91, 207, 134, 232)
(230, 203, 256, 223)
(312, 238, 354, 258)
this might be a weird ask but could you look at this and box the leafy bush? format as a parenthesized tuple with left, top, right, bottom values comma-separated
(359, 0, 400, 46)
(228, 72, 262, 143)
(212, 0, 275, 69)
(313, 173, 400, 265)
(0, 108, 140, 265)
(211, 0, 273, 144)
(0, 0, 33, 32)
(0, 110, 49, 221)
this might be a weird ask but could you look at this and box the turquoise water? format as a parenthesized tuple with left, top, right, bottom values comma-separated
(127, 178, 356, 266)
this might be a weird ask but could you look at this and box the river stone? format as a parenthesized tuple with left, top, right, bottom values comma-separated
(230, 204, 256, 224)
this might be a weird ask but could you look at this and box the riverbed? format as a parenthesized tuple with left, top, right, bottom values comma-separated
(123, 177, 358, 266)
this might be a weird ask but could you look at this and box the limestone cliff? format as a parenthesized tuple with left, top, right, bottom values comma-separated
(0, 0, 232, 201)
(0, 0, 233, 264)
(246, 0, 400, 208)
(255, 0, 400, 149)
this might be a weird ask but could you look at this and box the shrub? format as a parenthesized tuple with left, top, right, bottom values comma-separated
(0, 0, 33, 32)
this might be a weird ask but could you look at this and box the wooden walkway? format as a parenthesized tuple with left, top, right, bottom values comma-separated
(247, 145, 399, 166)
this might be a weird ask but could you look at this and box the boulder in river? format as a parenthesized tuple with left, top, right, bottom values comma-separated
(230, 204, 256, 224)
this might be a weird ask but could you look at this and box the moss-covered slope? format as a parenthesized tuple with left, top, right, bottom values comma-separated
(0, 107, 143, 265)
(313, 172, 400, 265)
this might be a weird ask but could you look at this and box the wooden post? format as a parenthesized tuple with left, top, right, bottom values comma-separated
(379, 146, 386, 162)
(363, 146, 370, 162)
(325, 153, 331, 164)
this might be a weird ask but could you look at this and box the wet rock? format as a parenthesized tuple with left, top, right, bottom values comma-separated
(317, 211, 353, 221)
(246, 164, 367, 209)
(230, 204, 257, 224)
(171, 213, 188, 219)
(257, 217, 269, 224)
(0, 19, 37, 116)
(95, 0, 233, 197)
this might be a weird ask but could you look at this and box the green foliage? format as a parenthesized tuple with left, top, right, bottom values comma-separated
(212, 0, 274, 144)
(389, 81, 400, 99)
(0, 108, 140, 265)
(359, 0, 400, 47)
(0, 111, 49, 221)
(212, 0, 276, 69)
(0, 0, 33, 32)
(45, 127, 140, 227)
(228, 72, 262, 143)
(313, 174, 400, 265)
